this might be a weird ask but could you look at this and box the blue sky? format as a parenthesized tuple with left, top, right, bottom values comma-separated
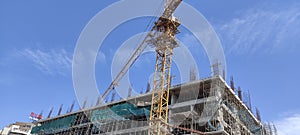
(1, 0, 300, 134)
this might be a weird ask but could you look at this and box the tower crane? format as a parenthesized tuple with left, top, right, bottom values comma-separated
(99, 0, 183, 134)
(148, 0, 182, 134)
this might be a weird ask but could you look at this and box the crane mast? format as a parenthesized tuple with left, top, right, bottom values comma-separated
(148, 0, 182, 134)
(98, 1, 182, 134)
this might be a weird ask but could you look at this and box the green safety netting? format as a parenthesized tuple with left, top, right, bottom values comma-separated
(31, 115, 76, 134)
(31, 125, 40, 134)
(238, 110, 262, 134)
(222, 100, 262, 134)
(32, 103, 150, 134)
(91, 103, 150, 122)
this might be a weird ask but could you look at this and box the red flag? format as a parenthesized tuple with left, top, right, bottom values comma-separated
(30, 112, 35, 117)
(37, 115, 42, 119)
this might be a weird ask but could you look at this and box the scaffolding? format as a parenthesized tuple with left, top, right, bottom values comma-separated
(31, 115, 76, 134)
(31, 76, 269, 135)
(91, 103, 150, 122)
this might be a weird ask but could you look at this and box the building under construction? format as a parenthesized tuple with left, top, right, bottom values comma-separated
(31, 76, 269, 135)
(29, 0, 276, 134)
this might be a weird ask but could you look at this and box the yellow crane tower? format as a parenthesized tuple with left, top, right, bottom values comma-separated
(100, 0, 182, 134)
(148, 0, 182, 134)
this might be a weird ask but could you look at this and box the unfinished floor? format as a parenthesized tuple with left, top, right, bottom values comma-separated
(31, 76, 267, 135)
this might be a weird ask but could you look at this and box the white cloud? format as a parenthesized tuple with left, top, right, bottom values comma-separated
(274, 113, 300, 135)
(218, 2, 300, 55)
(19, 48, 72, 76)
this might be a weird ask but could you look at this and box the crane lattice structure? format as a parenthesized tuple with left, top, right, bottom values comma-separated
(148, 0, 182, 134)
(99, 0, 182, 134)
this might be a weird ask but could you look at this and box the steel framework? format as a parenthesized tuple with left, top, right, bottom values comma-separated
(148, 0, 182, 134)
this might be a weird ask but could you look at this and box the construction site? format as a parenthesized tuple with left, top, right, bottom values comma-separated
(31, 76, 272, 135)
(30, 0, 276, 135)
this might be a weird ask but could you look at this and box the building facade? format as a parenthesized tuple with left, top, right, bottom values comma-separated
(31, 76, 267, 135)
(1, 122, 34, 135)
